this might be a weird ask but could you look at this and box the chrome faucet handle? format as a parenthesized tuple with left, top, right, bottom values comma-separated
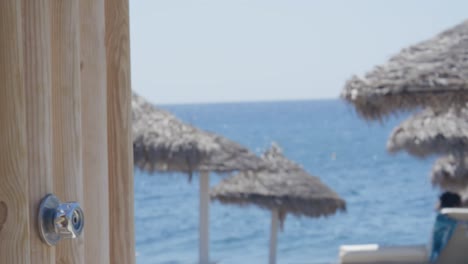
(38, 194, 84, 246)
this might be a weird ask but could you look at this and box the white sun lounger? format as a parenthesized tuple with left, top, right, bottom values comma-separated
(338, 208, 468, 264)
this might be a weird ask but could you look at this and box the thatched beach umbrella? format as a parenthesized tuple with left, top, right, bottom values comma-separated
(432, 154, 468, 192)
(211, 143, 346, 264)
(387, 107, 468, 157)
(341, 19, 468, 120)
(387, 107, 468, 191)
(132, 93, 262, 175)
(132, 92, 265, 264)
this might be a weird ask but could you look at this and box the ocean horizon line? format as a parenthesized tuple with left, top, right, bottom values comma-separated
(157, 96, 340, 107)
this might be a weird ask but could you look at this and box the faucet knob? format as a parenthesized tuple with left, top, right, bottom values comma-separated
(38, 194, 84, 246)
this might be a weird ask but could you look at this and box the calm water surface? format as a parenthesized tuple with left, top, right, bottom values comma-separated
(135, 99, 437, 264)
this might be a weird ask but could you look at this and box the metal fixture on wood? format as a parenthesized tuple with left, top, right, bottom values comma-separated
(38, 194, 84, 246)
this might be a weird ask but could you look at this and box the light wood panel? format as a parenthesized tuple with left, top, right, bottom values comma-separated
(51, 1, 84, 263)
(22, 1, 55, 263)
(80, 0, 110, 263)
(0, 1, 30, 264)
(105, 0, 136, 263)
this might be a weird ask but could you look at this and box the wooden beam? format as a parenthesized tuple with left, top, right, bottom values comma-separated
(105, 0, 136, 263)
(80, 0, 110, 263)
(51, 1, 84, 263)
(0, 1, 30, 264)
(22, 1, 54, 263)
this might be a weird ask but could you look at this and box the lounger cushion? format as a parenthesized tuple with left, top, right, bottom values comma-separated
(440, 208, 468, 221)
(339, 244, 428, 264)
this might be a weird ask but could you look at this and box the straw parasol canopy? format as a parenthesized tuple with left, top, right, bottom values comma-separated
(432, 154, 468, 192)
(132, 92, 265, 175)
(211, 143, 345, 264)
(387, 107, 468, 157)
(211, 143, 346, 223)
(341, 19, 468, 120)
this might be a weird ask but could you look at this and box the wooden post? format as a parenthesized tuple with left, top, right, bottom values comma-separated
(105, 0, 136, 263)
(199, 172, 210, 264)
(51, 1, 84, 263)
(80, 0, 110, 264)
(22, 1, 54, 263)
(0, 2, 30, 264)
(269, 210, 279, 264)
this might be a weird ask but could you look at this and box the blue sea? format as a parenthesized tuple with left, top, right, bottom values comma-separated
(134, 99, 438, 264)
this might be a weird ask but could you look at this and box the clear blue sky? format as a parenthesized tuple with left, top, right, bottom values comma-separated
(130, 0, 468, 104)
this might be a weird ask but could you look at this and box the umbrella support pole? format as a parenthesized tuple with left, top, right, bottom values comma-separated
(199, 171, 210, 264)
(269, 209, 279, 264)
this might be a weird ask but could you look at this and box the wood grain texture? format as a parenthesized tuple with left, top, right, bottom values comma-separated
(51, 1, 84, 263)
(105, 0, 136, 263)
(0, 1, 30, 263)
(80, 0, 110, 263)
(22, 1, 55, 263)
